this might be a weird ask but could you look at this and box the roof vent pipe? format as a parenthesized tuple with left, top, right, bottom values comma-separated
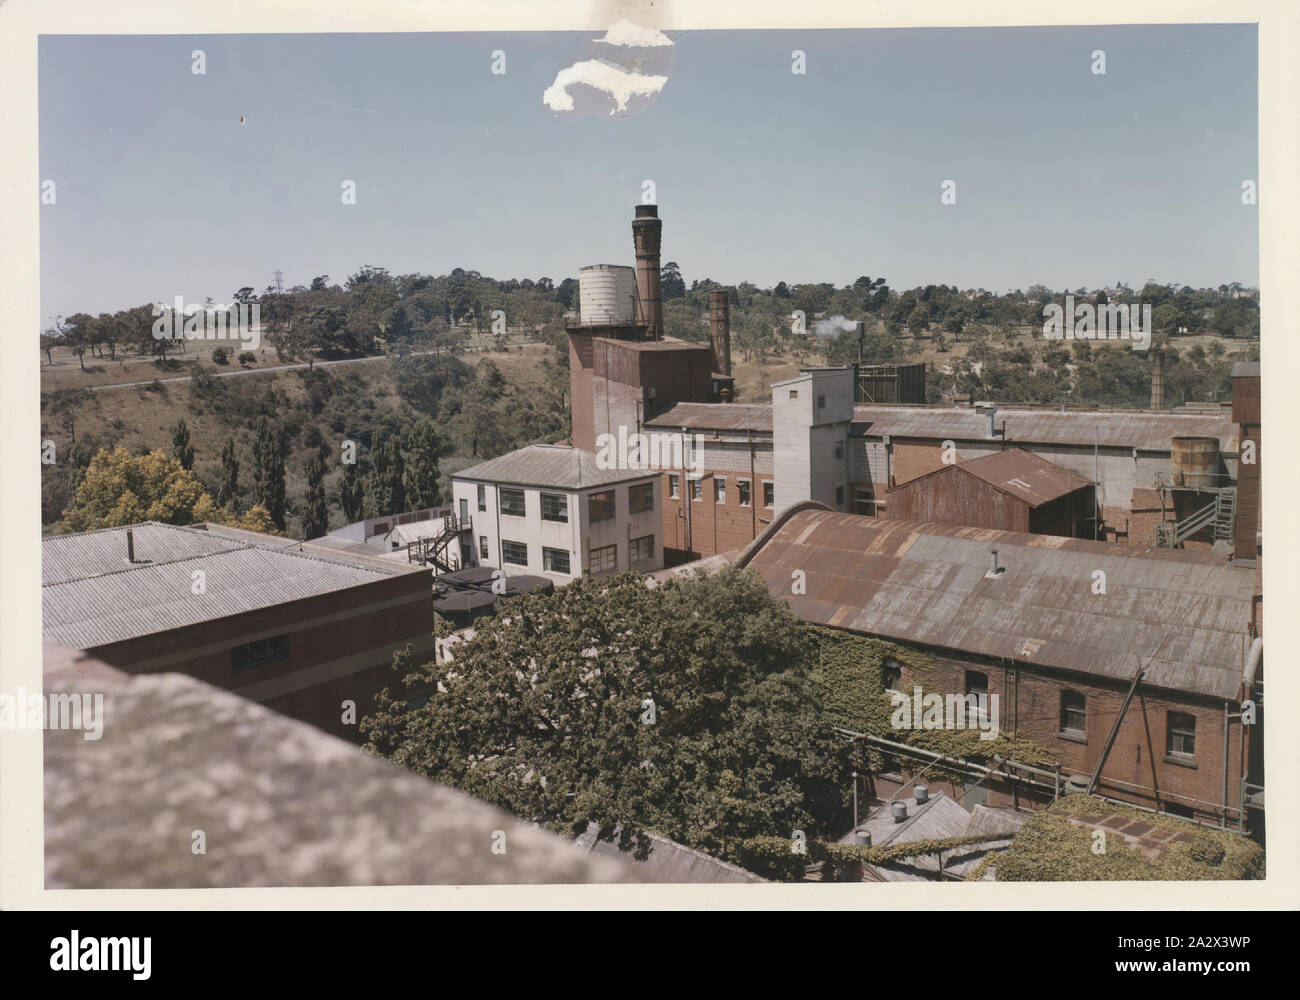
(913, 784, 929, 804)
(126, 529, 136, 564)
(854, 831, 872, 847)
(987, 549, 1004, 578)
(891, 801, 908, 823)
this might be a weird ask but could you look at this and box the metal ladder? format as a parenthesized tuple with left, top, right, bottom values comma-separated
(1213, 488, 1236, 541)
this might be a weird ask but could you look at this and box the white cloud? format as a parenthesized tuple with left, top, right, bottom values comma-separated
(543, 59, 669, 114)
(593, 19, 673, 48)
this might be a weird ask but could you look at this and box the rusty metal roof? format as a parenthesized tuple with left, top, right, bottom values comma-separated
(891, 448, 1092, 507)
(745, 510, 1256, 700)
(644, 402, 774, 432)
(852, 405, 1237, 453)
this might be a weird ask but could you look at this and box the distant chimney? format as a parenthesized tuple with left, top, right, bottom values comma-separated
(976, 402, 999, 438)
(126, 529, 135, 564)
(709, 288, 732, 377)
(891, 801, 908, 823)
(631, 205, 663, 340)
(1151, 349, 1166, 410)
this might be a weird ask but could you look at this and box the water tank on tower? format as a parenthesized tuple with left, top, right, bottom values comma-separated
(578, 265, 637, 326)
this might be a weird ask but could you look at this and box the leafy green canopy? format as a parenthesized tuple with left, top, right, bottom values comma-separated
(363, 567, 851, 862)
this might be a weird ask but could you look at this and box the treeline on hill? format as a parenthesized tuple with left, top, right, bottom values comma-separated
(41, 265, 1258, 533)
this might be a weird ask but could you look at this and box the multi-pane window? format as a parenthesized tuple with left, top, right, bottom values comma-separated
(816, 394, 826, 410)
(629, 535, 654, 563)
(737, 479, 751, 506)
(855, 488, 874, 516)
(835, 441, 844, 459)
(1060, 691, 1087, 735)
(541, 493, 568, 523)
(232, 635, 290, 673)
(479, 536, 489, 559)
(589, 543, 618, 574)
(477, 484, 486, 512)
(542, 547, 570, 574)
(1167, 712, 1197, 758)
(502, 540, 528, 566)
(690, 479, 703, 502)
(628, 482, 654, 514)
(589, 490, 615, 522)
(835, 486, 845, 506)
(499, 488, 526, 517)
(965, 670, 989, 726)
(668, 475, 680, 499)
(714, 477, 726, 503)
(763, 482, 774, 508)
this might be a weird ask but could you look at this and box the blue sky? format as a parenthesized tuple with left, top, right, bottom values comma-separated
(39, 24, 1258, 321)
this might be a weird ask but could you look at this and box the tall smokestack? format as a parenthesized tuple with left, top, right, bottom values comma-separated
(632, 204, 663, 340)
(709, 288, 732, 377)
(1232, 362, 1260, 562)
(1151, 349, 1166, 410)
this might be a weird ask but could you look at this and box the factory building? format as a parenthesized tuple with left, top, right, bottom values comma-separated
(885, 448, 1095, 537)
(731, 506, 1263, 830)
(41, 521, 434, 743)
(450, 443, 663, 583)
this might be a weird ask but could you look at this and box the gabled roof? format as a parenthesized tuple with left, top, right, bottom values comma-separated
(744, 509, 1257, 700)
(890, 448, 1091, 507)
(452, 444, 656, 490)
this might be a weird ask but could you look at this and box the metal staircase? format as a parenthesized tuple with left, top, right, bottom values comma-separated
(405, 513, 465, 574)
(1156, 487, 1237, 547)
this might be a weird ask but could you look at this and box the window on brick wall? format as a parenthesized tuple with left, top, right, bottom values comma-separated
(232, 635, 290, 673)
(1060, 690, 1086, 735)
(1166, 711, 1196, 758)
(763, 482, 774, 508)
(738, 479, 751, 506)
(964, 670, 989, 726)
(714, 477, 726, 503)
(690, 479, 703, 502)
(668, 474, 680, 499)
(881, 658, 902, 693)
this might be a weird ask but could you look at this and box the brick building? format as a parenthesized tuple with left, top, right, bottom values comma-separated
(42, 521, 433, 743)
(737, 506, 1263, 830)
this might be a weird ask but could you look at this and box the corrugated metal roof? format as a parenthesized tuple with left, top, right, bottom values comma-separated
(452, 444, 657, 489)
(852, 405, 1237, 453)
(644, 402, 774, 432)
(746, 510, 1256, 700)
(574, 823, 766, 883)
(908, 447, 1092, 506)
(42, 523, 417, 650)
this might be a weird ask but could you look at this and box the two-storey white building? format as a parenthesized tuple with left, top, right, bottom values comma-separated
(451, 444, 663, 583)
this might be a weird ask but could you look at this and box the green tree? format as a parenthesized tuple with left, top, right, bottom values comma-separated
(217, 438, 239, 511)
(252, 417, 287, 530)
(403, 418, 443, 509)
(339, 460, 365, 523)
(362, 567, 849, 864)
(302, 452, 329, 539)
(370, 430, 407, 516)
(170, 418, 195, 471)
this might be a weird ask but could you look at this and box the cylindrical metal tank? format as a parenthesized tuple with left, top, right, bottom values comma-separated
(578, 265, 637, 326)
(1170, 436, 1221, 489)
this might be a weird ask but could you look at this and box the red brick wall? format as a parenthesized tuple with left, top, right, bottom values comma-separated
(87, 571, 433, 743)
(660, 468, 774, 564)
(884, 649, 1248, 825)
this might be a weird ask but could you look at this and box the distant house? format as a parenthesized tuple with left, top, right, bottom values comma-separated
(451, 444, 663, 582)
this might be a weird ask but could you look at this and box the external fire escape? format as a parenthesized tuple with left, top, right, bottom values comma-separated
(1154, 472, 1236, 548)
(404, 513, 467, 574)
